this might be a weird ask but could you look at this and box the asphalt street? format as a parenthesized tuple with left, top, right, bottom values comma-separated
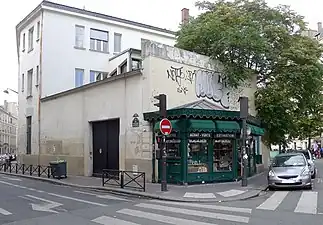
(1, 160, 323, 224)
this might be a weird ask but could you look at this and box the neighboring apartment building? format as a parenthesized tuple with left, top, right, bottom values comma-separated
(16, 0, 177, 158)
(0, 101, 18, 154)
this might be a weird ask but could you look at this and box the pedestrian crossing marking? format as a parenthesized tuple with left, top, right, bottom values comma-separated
(149, 199, 252, 214)
(0, 208, 12, 216)
(294, 191, 318, 214)
(92, 215, 140, 225)
(135, 203, 250, 223)
(118, 208, 218, 225)
(256, 191, 288, 210)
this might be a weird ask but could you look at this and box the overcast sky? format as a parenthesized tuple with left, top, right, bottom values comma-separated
(0, 0, 322, 104)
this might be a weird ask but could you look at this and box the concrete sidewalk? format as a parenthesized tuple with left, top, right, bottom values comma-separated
(0, 169, 268, 202)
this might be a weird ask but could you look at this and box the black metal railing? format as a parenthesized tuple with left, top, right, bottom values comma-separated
(0, 163, 54, 178)
(102, 169, 146, 192)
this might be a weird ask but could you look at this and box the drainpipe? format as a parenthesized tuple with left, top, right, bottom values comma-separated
(37, 11, 44, 165)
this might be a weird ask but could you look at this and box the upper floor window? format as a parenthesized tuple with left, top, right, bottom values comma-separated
(75, 68, 84, 87)
(28, 26, 34, 51)
(75, 25, 85, 48)
(90, 28, 108, 53)
(27, 69, 33, 96)
(36, 65, 39, 86)
(90, 70, 109, 82)
(36, 21, 40, 40)
(114, 33, 122, 53)
(22, 33, 26, 52)
(21, 73, 25, 92)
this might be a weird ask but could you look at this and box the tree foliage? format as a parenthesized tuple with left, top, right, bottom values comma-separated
(176, 0, 323, 145)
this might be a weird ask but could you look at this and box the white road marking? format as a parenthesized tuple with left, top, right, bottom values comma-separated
(0, 180, 30, 189)
(183, 192, 216, 198)
(47, 192, 108, 207)
(256, 191, 289, 210)
(25, 194, 61, 204)
(135, 203, 249, 223)
(149, 199, 252, 214)
(2, 176, 22, 181)
(92, 215, 140, 225)
(118, 208, 218, 225)
(74, 190, 130, 201)
(25, 195, 63, 214)
(217, 189, 246, 197)
(294, 191, 318, 214)
(0, 208, 12, 216)
(0, 180, 44, 193)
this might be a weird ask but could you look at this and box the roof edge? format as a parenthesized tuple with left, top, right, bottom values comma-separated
(17, 1, 176, 36)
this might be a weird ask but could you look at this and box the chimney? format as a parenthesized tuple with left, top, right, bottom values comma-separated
(318, 22, 322, 38)
(181, 8, 189, 24)
(318, 22, 322, 31)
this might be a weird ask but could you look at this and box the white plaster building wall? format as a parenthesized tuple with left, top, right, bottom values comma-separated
(41, 10, 175, 98)
(39, 72, 147, 176)
(141, 40, 257, 115)
(17, 13, 42, 157)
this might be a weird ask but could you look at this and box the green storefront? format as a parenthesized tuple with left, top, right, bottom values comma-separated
(143, 100, 265, 185)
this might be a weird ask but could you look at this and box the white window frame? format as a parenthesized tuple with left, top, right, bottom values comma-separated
(75, 68, 84, 87)
(28, 26, 34, 52)
(90, 28, 109, 53)
(114, 33, 122, 53)
(36, 21, 40, 41)
(22, 33, 25, 52)
(75, 25, 85, 48)
(21, 73, 25, 92)
(27, 69, 33, 96)
(36, 65, 39, 86)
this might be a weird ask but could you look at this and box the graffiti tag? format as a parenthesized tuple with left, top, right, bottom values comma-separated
(167, 66, 195, 94)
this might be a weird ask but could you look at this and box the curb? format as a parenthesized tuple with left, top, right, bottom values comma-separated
(0, 171, 267, 203)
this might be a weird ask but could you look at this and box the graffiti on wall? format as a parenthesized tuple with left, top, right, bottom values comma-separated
(166, 66, 230, 109)
(167, 66, 194, 95)
(195, 69, 230, 109)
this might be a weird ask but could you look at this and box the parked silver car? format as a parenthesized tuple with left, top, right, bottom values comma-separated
(296, 150, 316, 179)
(268, 153, 312, 190)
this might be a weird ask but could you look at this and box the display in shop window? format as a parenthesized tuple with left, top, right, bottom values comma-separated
(188, 134, 209, 173)
(213, 139, 233, 172)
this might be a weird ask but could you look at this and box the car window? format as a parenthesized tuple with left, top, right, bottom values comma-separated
(301, 151, 310, 159)
(272, 155, 306, 167)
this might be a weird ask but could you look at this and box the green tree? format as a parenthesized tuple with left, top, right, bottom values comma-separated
(176, 0, 323, 146)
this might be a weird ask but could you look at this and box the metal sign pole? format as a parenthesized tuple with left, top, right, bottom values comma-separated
(239, 96, 249, 187)
(161, 135, 167, 191)
(241, 118, 248, 187)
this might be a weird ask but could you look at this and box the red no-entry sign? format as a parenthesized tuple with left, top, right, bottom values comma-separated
(160, 118, 172, 135)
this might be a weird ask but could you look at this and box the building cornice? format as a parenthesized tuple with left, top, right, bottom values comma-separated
(16, 1, 176, 36)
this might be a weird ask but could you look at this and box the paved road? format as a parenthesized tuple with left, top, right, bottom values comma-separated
(1, 160, 323, 224)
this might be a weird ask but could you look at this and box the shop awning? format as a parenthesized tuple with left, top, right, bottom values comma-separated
(215, 121, 240, 133)
(154, 120, 180, 131)
(248, 124, 265, 136)
(187, 119, 216, 132)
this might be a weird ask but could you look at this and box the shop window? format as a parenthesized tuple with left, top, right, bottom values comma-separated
(213, 139, 233, 171)
(188, 140, 209, 173)
(166, 138, 181, 158)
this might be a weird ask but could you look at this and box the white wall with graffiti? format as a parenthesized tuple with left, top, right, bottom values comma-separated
(141, 39, 257, 115)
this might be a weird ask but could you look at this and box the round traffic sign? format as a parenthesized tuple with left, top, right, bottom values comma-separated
(160, 118, 172, 135)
